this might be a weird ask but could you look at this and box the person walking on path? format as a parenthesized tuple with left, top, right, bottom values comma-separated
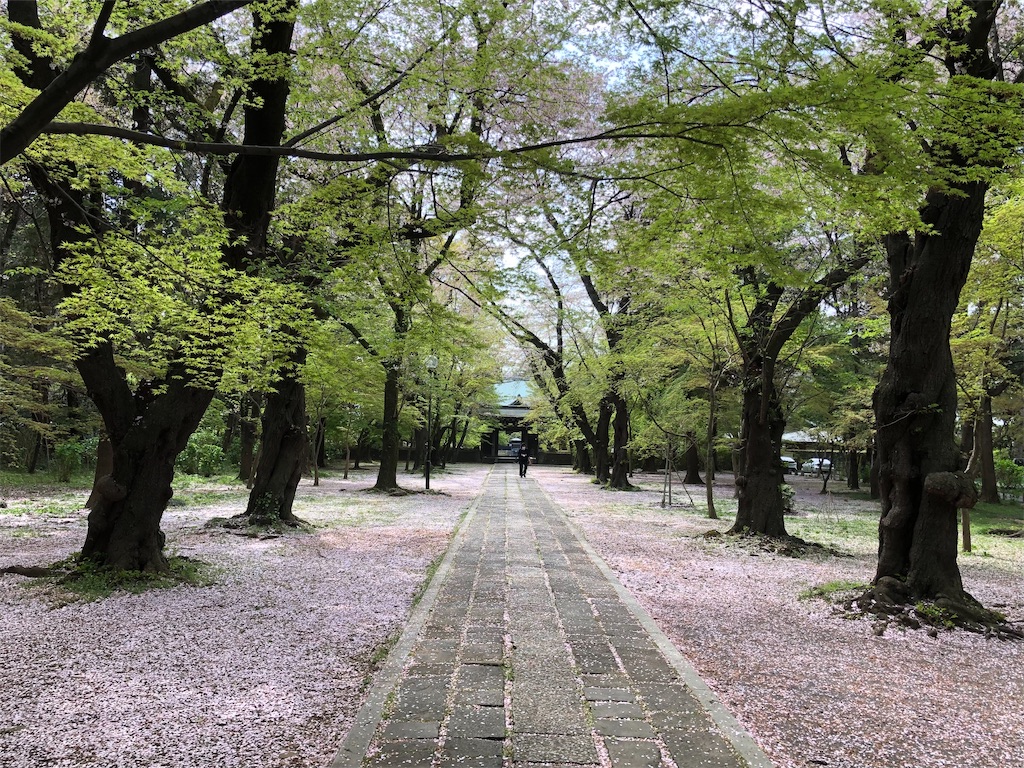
(517, 443, 530, 477)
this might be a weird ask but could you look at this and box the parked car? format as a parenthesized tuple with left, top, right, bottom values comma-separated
(801, 457, 832, 475)
(781, 456, 799, 473)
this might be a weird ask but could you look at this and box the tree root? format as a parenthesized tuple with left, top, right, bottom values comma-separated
(1, 564, 55, 578)
(364, 486, 413, 496)
(988, 528, 1024, 538)
(204, 512, 311, 537)
(721, 530, 846, 559)
(844, 580, 1024, 640)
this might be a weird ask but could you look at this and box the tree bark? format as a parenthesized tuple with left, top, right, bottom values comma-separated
(373, 362, 403, 490)
(683, 432, 704, 485)
(79, 352, 214, 571)
(975, 394, 1000, 503)
(245, 356, 306, 525)
(729, 360, 788, 537)
(315, 416, 327, 468)
(594, 396, 613, 484)
(237, 396, 259, 482)
(847, 449, 860, 490)
(85, 437, 114, 510)
(873, 183, 987, 601)
(608, 391, 633, 489)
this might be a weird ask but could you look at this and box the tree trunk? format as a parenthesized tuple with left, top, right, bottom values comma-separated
(26, 432, 42, 475)
(573, 439, 592, 474)
(683, 432, 704, 485)
(706, 390, 717, 518)
(85, 438, 114, 510)
(412, 424, 424, 472)
(873, 182, 986, 602)
(608, 392, 633, 489)
(975, 394, 999, 504)
(729, 361, 787, 537)
(374, 362, 403, 491)
(245, 355, 307, 525)
(79, 352, 215, 571)
(237, 396, 259, 482)
(960, 419, 975, 470)
(594, 396, 613, 484)
(847, 449, 860, 490)
(221, 410, 238, 456)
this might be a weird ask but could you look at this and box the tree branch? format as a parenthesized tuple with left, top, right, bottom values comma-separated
(1, 0, 253, 164)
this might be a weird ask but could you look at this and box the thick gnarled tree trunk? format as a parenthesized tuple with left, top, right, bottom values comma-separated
(245, 353, 307, 525)
(79, 350, 214, 571)
(873, 184, 986, 603)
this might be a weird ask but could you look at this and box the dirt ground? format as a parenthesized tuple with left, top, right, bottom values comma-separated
(1, 463, 1022, 767)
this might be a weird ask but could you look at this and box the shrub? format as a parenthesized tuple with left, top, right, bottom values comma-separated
(177, 430, 225, 477)
(994, 451, 1024, 493)
(53, 439, 84, 482)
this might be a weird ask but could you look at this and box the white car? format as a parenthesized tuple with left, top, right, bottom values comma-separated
(801, 457, 832, 475)
(781, 456, 799, 473)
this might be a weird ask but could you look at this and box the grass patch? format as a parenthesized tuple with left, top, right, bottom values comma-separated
(42, 554, 216, 602)
(0, 469, 93, 492)
(799, 580, 870, 602)
(170, 488, 249, 508)
(1, 498, 84, 517)
(970, 500, 1024, 533)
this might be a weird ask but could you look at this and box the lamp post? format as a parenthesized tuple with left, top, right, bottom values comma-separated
(424, 354, 438, 490)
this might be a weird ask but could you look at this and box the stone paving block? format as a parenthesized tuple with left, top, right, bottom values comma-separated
(604, 628, 648, 644)
(511, 687, 589, 735)
(662, 729, 745, 768)
(413, 646, 459, 664)
(467, 612, 506, 627)
(512, 734, 598, 765)
(369, 739, 438, 767)
(574, 650, 620, 675)
(614, 651, 677, 682)
(583, 687, 635, 702)
(464, 626, 507, 645)
(438, 755, 503, 768)
(590, 701, 646, 720)
(400, 676, 449, 693)
(393, 685, 447, 718)
(440, 737, 503, 761)
(602, 738, 663, 767)
(448, 704, 507, 739)
(458, 663, 505, 689)
(461, 641, 504, 665)
(454, 687, 505, 707)
(382, 719, 441, 740)
(594, 718, 657, 738)
(580, 672, 629, 689)
(560, 619, 603, 636)
(406, 662, 455, 678)
(634, 683, 703, 718)
(422, 624, 459, 639)
(419, 638, 460, 651)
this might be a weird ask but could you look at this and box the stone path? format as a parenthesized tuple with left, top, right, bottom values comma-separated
(332, 465, 773, 768)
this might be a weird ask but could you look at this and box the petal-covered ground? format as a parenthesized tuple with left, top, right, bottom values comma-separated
(530, 465, 1024, 768)
(0, 467, 481, 768)
(1, 463, 1022, 767)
